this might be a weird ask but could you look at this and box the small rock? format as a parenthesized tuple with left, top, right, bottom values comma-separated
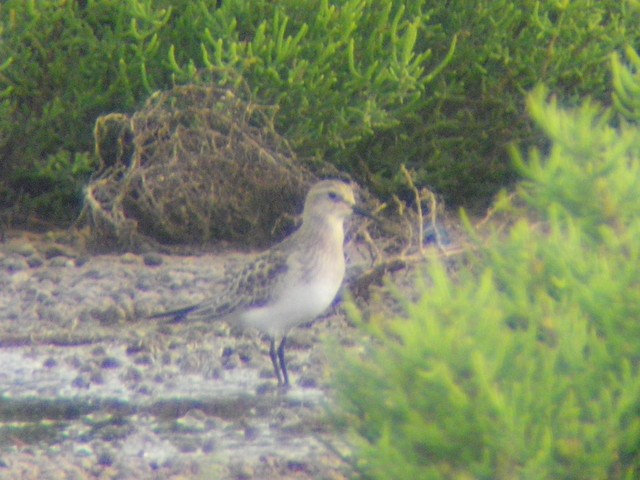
(43, 244, 71, 259)
(100, 357, 122, 369)
(75, 256, 89, 267)
(43, 357, 57, 368)
(125, 342, 146, 356)
(26, 255, 44, 268)
(96, 449, 115, 466)
(72, 375, 91, 389)
(142, 253, 163, 266)
(297, 374, 318, 388)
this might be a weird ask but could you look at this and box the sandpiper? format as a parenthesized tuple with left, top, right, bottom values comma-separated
(152, 179, 363, 386)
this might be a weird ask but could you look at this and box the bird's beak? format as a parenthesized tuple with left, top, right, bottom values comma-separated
(352, 205, 376, 221)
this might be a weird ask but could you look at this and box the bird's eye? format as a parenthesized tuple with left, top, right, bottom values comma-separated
(327, 191, 339, 201)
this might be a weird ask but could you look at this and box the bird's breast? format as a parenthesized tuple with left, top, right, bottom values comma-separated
(240, 253, 345, 336)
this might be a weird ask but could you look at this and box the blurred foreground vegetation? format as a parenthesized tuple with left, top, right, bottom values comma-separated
(1, 0, 639, 222)
(334, 50, 640, 479)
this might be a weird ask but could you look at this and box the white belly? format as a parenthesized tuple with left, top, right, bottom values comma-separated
(240, 276, 342, 336)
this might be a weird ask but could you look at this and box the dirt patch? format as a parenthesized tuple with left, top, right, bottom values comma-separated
(0, 230, 360, 479)
(0, 191, 465, 479)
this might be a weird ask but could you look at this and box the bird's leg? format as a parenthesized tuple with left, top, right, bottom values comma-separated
(269, 337, 283, 385)
(277, 336, 289, 387)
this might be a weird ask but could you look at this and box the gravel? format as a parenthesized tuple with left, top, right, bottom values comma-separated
(0, 231, 359, 479)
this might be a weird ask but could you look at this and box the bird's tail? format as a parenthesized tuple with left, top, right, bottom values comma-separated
(148, 304, 199, 323)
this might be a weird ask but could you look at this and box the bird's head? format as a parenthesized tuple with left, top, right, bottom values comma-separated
(303, 180, 357, 224)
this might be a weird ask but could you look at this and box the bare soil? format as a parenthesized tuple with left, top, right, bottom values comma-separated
(0, 229, 361, 479)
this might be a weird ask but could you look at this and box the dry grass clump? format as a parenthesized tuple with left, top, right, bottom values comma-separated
(83, 85, 316, 250)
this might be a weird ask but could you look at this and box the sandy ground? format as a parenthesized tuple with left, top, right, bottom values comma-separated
(0, 230, 363, 479)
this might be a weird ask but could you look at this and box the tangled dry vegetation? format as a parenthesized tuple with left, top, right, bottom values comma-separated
(83, 84, 319, 250)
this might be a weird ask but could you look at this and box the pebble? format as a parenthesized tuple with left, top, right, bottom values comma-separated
(75, 257, 89, 267)
(27, 255, 44, 268)
(297, 375, 318, 389)
(72, 375, 91, 389)
(100, 357, 122, 369)
(142, 253, 163, 266)
(43, 244, 72, 259)
(95, 449, 115, 466)
(43, 357, 57, 368)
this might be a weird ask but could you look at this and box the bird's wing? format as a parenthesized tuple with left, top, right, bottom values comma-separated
(158, 248, 290, 323)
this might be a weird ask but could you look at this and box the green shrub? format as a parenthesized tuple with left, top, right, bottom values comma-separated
(612, 45, 640, 122)
(333, 69, 640, 478)
(1, 1, 639, 222)
(359, 0, 640, 207)
(0, 0, 450, 221)
(0, 0, 172, 221)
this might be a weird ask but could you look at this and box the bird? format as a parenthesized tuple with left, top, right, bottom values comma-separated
(151, 179, 366, 387)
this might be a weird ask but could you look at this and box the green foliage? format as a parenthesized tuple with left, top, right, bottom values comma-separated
(177, 0, 455, 154)
(0, 0, 452, 222)
(334, 84, 640, 477)
(8, 151, 94, 221)
(1, 1, 639, 222)
(360, 0, 640, 206)
(612, 45, 640, 121)
(0, 0, 171, 221)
